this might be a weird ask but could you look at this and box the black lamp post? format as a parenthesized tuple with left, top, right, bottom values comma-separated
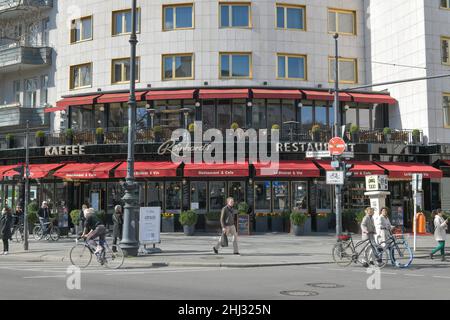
(120, 0, 139, 256)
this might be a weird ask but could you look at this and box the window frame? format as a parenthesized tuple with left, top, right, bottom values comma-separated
(440, 0, 450, 10)
(441, 36, 450, 66)
(112, 8, 141, 36)
(327, 8, 357, 36)
(70, 15, 93, 44)
(161, 53, 195, 81)
(162, 3, 195, 31)
(444, 93, 450, 129)
(275, 3, 306, 31)
(219, 52, 253, 79)
(219, 2, 252, 29)
(69, 63, 93, 90)
(111, 57, 141, 84)
(276, 53, 307, 80)
(328, 56, 358, 84)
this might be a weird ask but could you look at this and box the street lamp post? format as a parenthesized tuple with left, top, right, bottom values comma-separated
(120, 0, 139, 256)
(23, 121, 30, 251)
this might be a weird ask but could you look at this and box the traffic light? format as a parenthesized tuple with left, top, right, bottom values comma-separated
(344, 163, 354, 178)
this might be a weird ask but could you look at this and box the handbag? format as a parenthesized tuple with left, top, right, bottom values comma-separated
(220, 232, 228, 247)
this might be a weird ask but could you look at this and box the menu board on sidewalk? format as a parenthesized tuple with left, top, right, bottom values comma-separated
(238, 215, 251, 235)
(139, 207, 161, 244)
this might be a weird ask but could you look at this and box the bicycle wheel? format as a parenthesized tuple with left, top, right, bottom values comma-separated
(13, 228, 23, 243)
(390, 241, 413, 268)
(365, 245, 389, 269)
(33, 226, 43, 240)
(49, 226, 60, 241)
(103, 244, 125, 269)
(69, 244, 92, 268)
(332, 242, 353, 267)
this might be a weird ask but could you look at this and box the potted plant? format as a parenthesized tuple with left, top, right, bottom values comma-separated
(161, 212, 175, 232)
(231, 122, 240, 130)
(65, 128, 74, 145)
(237, 202, 249, 215)
(70, 210, 81, 235)
(290, 211, 308, 236)
(180, 210, 198, 236)
(153, 125, 163, 143)
(412, 129, 421, 144)
(5, 133, 14, 148)
(95, 127, 104, 144)
(311, 124, 321, 142)
(27, 201, 39, 234)
(355, 211, 366, 234)
(35, 130, 46, 146)
(383, 127, 392, 143)
(271, 212, 284, 233)
(122, 126, 129, 143)
(255, 213, 269, 233)
(188, 123, 195, 142)
(205, 211, 221, 233)
(271, 124, 280, 131)
(316, 212, 329, 232)
(350, 125, 360, 142)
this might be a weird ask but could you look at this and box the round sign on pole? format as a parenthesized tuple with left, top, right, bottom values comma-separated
(328, 137, 346, 156)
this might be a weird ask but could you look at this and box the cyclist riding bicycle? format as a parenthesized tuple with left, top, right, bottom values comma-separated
(80, 208, 106, 256)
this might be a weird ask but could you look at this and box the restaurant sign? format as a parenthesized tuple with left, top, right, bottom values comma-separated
(44, 145, 85, 157)
(365, 175, 389, 192)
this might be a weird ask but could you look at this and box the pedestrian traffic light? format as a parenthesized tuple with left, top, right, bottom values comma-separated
(345, 163, 354, 178)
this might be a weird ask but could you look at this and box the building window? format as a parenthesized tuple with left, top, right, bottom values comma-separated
(277, 54, 306, 80)
(162, 54, 194, 80)
(13, 80, 21, 104)
(42, 18, 50, 46)
(220, 3, 251, 28)
(165, 181, 182, 212)
(220, 53, 251, 79)
(273, 181, 289, 211)
(112, 9, 140, 36)
(190, 181, 207, 211)
(316, 181, 332, 210)
(24, 78, 38, 108)
(328, 8, 356, 35)
(441, 0, 450, 9)
(442, 37, 450, 65)
(232, 99, 246, 128)
(444, 93, 450, 128)
(276, 4, 305, 30)
(292, 181, 307, 210)
(70, 63, 92, 89)
(329, 57, 358, 84)
(112, 57, 140, 84)
(228, 181, 245, 204)
(202, 100, 216, 131)
(147, 182, 164, 207)
(210, 181, 226, 211)
(255, 181, 271, 211)
(217, 100, 232, 132)
(163, 4, 194, 30)
(252, 99, 266, 129)
(40, 75, 48, 105)
(71, 16, 93, 43)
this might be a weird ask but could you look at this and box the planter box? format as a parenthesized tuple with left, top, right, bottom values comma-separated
(291, 223, 305, 236)
(205, 219, 221, 233)
(183, 225, 195, 236)
(304, 217, 312, 234)
(161, 217, 174, 232)
(271, 216, 283, 232)
(255, 216, 269, 233)
(316, 218, 329, 232)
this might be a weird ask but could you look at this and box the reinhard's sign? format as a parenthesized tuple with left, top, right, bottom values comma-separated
(44, 145, 85, 156)
(365, 175, 389, 192)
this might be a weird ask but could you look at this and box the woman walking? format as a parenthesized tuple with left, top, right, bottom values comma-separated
(0, 208, 13, 255)
(430, 209, 448, 262)
(377, 207, 393, 244)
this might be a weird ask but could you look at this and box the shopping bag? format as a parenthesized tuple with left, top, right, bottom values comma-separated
(221, 232, 228, 247)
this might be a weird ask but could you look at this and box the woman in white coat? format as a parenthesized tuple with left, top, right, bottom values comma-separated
(376, 207, 393, 245)
(430, 209, 448, 261)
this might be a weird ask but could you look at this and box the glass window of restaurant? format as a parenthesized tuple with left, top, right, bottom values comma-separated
(358, 106, 372, 130)
(89, 182, 106, 212)
(344, 104, 357, 127)
(316, 181, 332, 211)
(41, 183, 55, 211)
(71, 105, 93, 130)
(94, 104, 106, 128)
(147, 182, 164, 207)
(252, 99, 266, 130)
(190, 181, 207, 212)
(292, 181, 308, 211)
(315, 102, 328, 127)
(165, 181, 182, 212)
(228, 181, 245, 204)
(182, 100, 196, 127)
(217, 100, 232, 132)
(299, 102, 313, 132)
(281, 100, 296, 138)
(202, 100, 215, 131)
(155, 100, 182, 132)
(273, 181, 289, 212)
(109, 103, 126, 128)
(209, 181, 226, 211)
(267, 100, 282, 129)
(254, 181, 271, 212)
(106, 182, 125, 214)
(232, 100, 246, 128)
(136, 102, 150, 130)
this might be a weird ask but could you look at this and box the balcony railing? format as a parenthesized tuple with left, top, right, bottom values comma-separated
(0, 44, 52, 72)
(0, 127, 424, 150)
(0, 0, 53, 15)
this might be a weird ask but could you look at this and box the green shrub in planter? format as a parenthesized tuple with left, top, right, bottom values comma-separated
(180, 210, 198, 226)
(27, 201, 39, 226)
(230, 122, 239, 130)
(70, 210, 81, 226)
(355, 211, 366, 225)
(290, 211, 307, 226)
(237, 202, 249, 215)
(271, 124, 280, 130)
(95, 127, 104, 135)
(66, 128, 74, 137)
(412, 129, 421, 143)
(383, 127, 392, 135)
(311, 124, 321, 142)
(153, 126, 163, 134)
(35, 130, 45, 138)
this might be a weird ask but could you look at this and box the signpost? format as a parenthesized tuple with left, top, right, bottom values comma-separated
(412, 173, 423, 252)
(328, 137, 346, 156)
(326, 171, 344, 185)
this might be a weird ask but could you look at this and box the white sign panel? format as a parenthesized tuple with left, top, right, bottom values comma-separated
(139, 207, 161, 245)
(326, 171, 344, 185)
(365, 175, 389, 191)
(412, 173, 423, 192)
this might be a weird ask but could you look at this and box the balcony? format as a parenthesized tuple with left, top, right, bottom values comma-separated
(0, 0, 52, 17)
(0, 43, 52, 73)
(0, 104, 49, 131)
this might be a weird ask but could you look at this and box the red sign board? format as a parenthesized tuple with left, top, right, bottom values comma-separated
(328, 137, 346, 156)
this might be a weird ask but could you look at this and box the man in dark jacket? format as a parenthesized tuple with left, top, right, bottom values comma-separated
(0, 208, 13, 255)
(213, 197, 239, 255)
(38, 201, 50, 235)
(112, 205, 123, 247)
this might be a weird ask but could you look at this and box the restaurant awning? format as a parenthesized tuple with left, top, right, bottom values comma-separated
(254, 161, 320, 178)
(54, 94, 103, 110)
(54, 162, 121, 180)
(0, 165, 19, 180)
(146, 89, 196, 100)
(97, 91, 147, 104)
(301, 90, 352, 102)
(349, 93, 397, 105)
(3, 163, 64, 179)
(440, 160, 450, 166)
(315, 161, 385, 177)
(375, 162, 443, 179)
(199, 89, 249, 99)
(252, 89, 302, 100)
(184, 163, 249, 177)
(114, 162, 179, 178)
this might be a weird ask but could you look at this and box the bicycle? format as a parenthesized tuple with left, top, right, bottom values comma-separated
(368, 228, 414, 268)
(33, 222, 60, 241)
(332, 233, 388, 268)
(69, 237, 124, 269)
(11, 223, 24, 243)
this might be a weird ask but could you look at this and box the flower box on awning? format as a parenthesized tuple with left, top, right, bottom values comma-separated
(199, 89, 249, 99)
(252, 89, 302, 100)
(54, 162, 121, 180)
(375, 162, 443, 179)
(114, 162, 179, 178)
(254, 161, 320, 178)
(184, 163, 249, 177)
(301, 90, 352, 102)
(146, 89, 196, 100)
(97, 91, 147, 104)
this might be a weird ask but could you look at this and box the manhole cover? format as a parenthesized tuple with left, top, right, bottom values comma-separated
(306, 283, 344, 289)
(280, 290, 319, 297)
(200, 256, 224, 260)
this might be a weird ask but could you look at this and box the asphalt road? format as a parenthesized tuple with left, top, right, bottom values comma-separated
(1, 257, 449, 300)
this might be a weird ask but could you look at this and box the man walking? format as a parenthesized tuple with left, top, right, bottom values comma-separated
(213, 197, 239, 255)
(361, 207, 379, 267)
(38, 201, 50, 235)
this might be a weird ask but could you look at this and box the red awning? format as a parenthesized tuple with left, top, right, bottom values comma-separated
(375, 162, 443, 179)
(97, 91, 147, 104)
(114, 162, 179, 178)
(0, 165, 19, 179)
(252, 89, 302, 99)
(199, 89, 249, 99)
(55, 95, 102, 109)
(44, 106, 67, 113)
(315, 161, 384, 177)
(3, 164, 64, 179)
(54, 162, 121, 180)
(254, 161, 320, 178)
(146, 89, 196, 100)
(184, 163, 249, 177)
(440, 160, 450, 166)
(349, 93, 397, 105)
(301, 90, 352, 102)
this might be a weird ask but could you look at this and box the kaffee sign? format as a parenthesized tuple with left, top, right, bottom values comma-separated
(44, 145, 85, 156)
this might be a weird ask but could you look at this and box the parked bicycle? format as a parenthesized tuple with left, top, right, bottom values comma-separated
(33, 221, 60, 241)
(69, 237, 124, 269)
(10, 223, 24, 243)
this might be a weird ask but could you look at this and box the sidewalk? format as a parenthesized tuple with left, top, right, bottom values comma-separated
(3, 233, 445, 268)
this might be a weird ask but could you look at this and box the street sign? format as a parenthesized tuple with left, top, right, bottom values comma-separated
(331, 160, 340, 169)
(326, 171, 344, 185)
(306, 150, 331, 158)
(365, 175, 389, 191)
(412, 173, 423, 192)
(328, 137, 346, 156)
